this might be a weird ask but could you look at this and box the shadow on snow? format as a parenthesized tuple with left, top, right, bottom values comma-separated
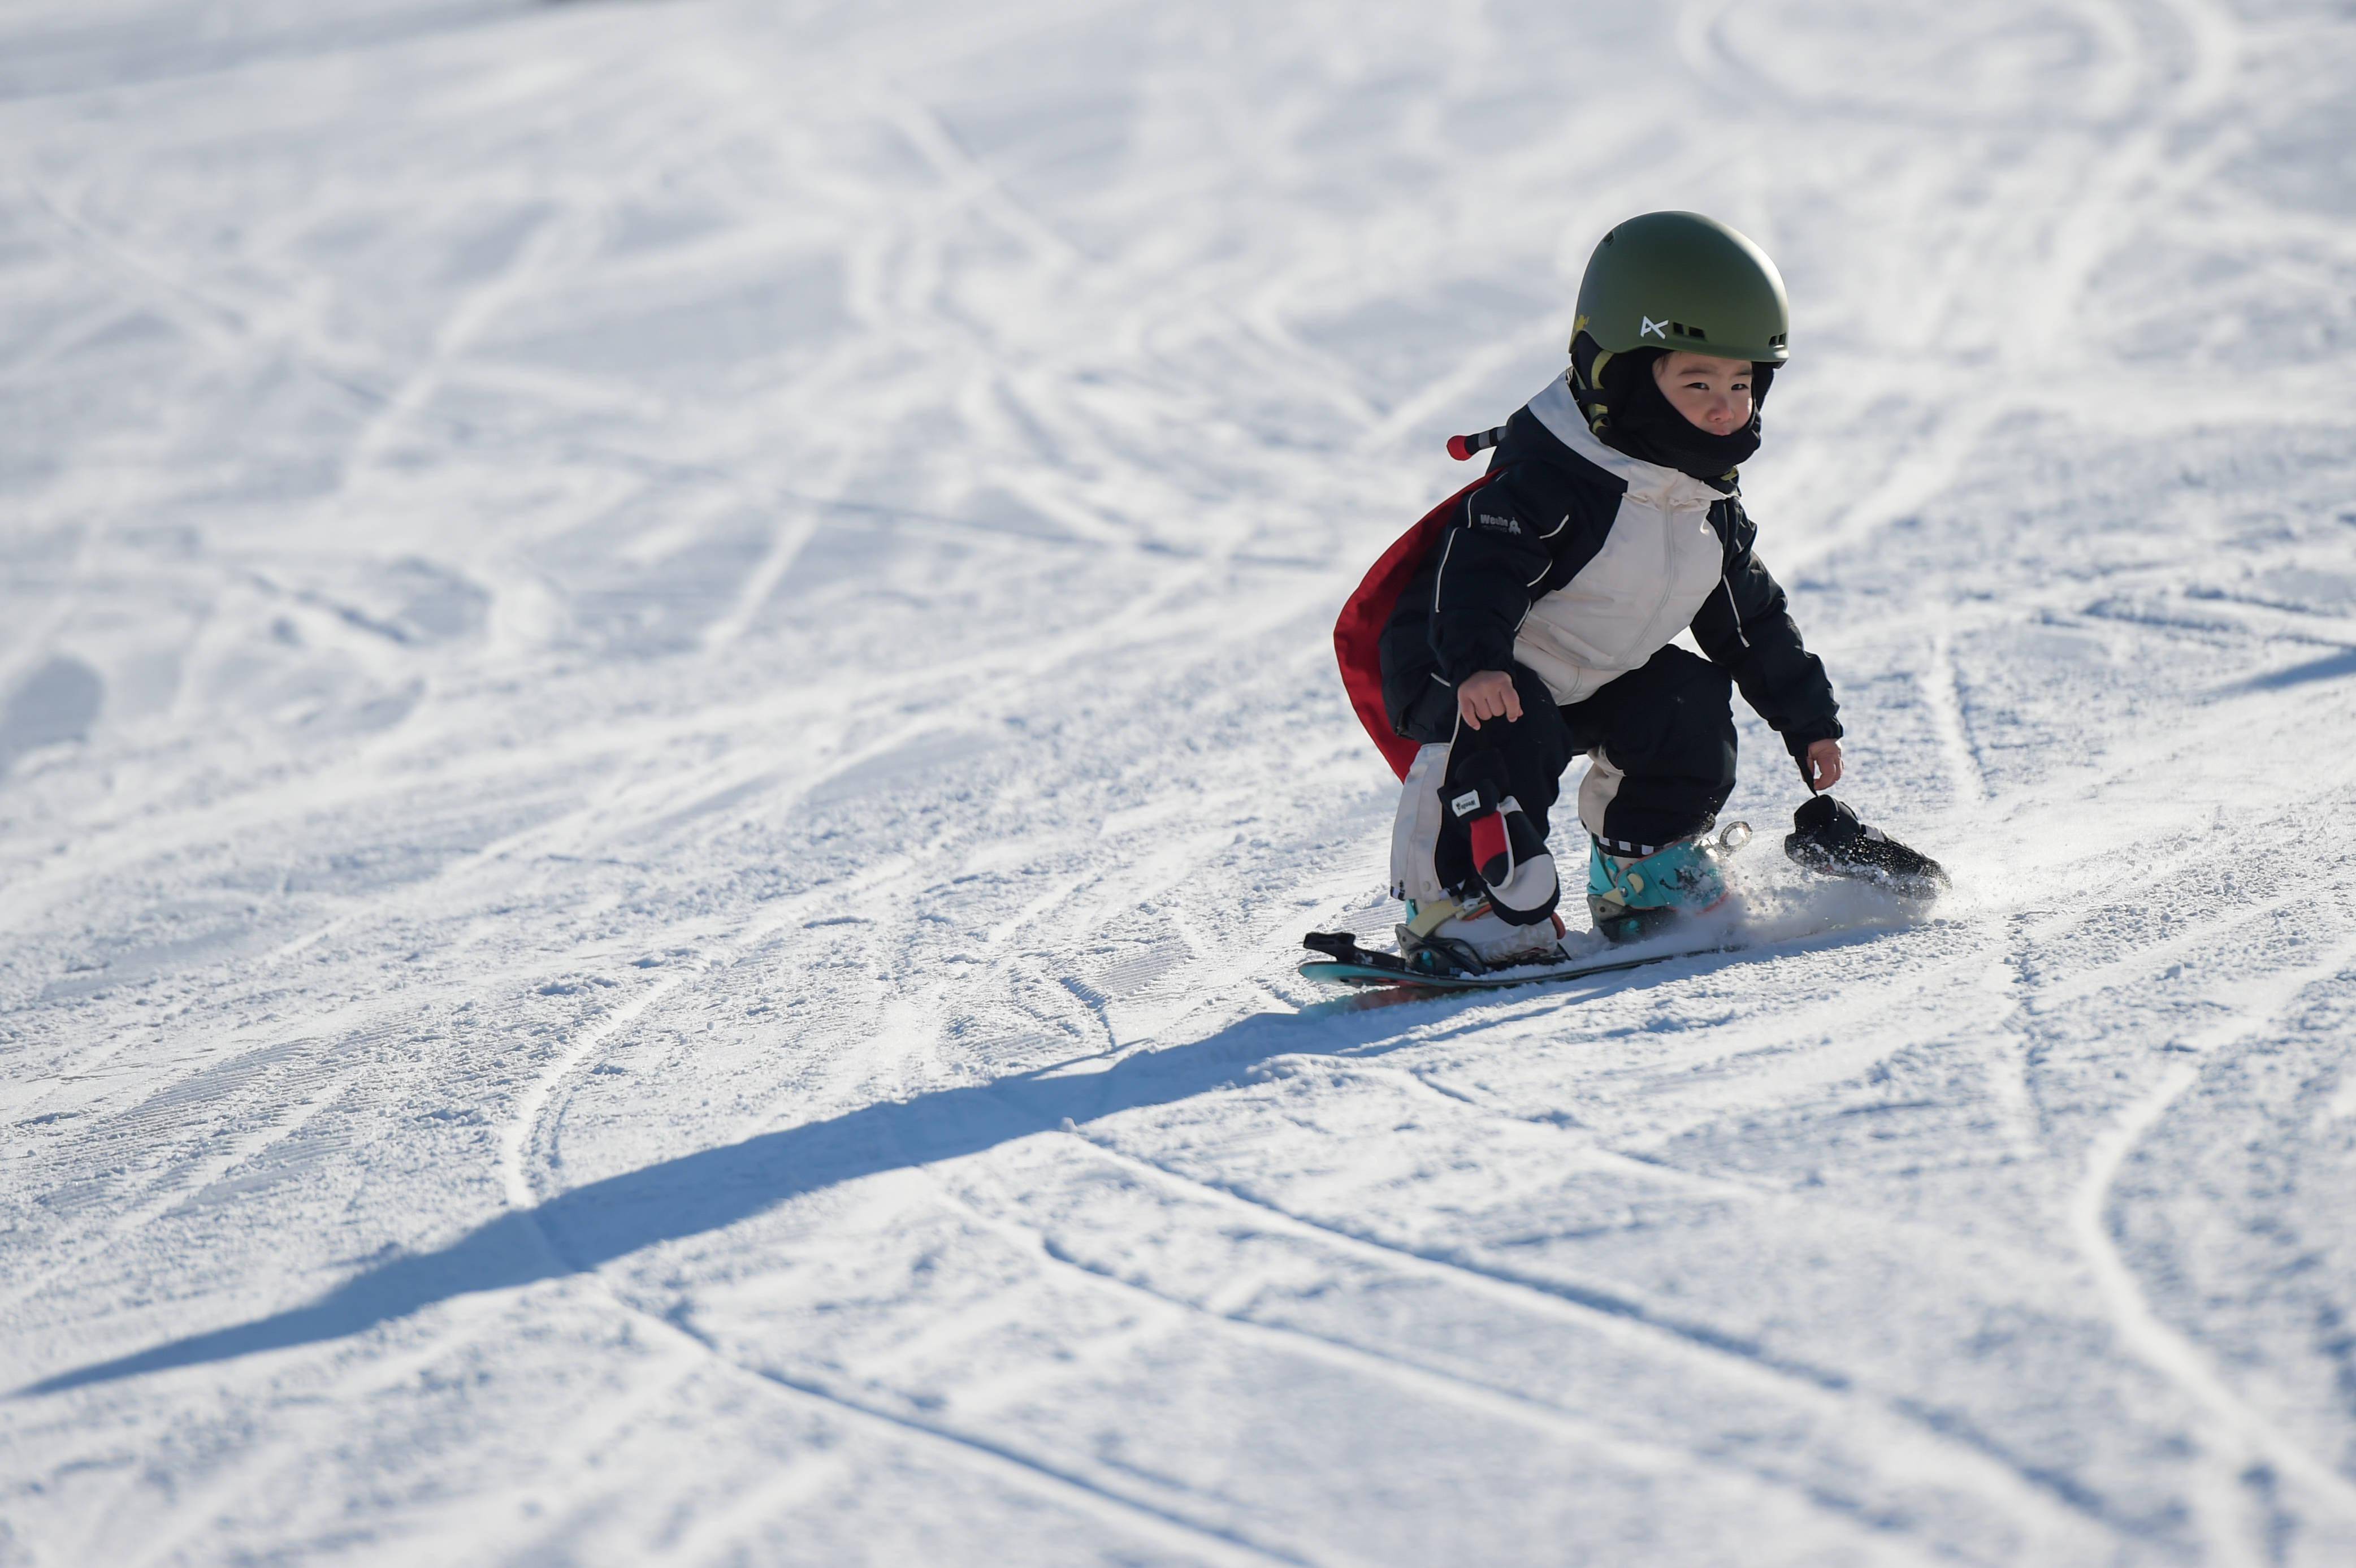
(2217, 646, 2356, 694)
(17, 930, 1886, 1397)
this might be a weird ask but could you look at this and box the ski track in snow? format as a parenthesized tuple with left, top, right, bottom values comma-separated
(5, 0, 2356, 1563)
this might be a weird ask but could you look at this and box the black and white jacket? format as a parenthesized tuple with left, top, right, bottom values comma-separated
(1379, 374, 1841, 757)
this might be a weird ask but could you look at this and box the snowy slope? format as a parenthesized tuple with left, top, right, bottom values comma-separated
(4, 0, 2356, 1562)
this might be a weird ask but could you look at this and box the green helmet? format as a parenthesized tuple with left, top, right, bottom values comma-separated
(1573, 212, 1790, 364)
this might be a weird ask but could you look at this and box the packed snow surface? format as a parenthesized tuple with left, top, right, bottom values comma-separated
(5, 1, 2356, 1563)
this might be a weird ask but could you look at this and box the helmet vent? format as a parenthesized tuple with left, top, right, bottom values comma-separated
(1769, 332, 1787, 348)
(1671, 323, 1705, 341)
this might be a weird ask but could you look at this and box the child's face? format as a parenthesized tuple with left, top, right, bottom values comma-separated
(1651, 352, 1755, 437)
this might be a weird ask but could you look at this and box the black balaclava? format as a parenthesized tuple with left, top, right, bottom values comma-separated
(1569, 334, 1773, 492)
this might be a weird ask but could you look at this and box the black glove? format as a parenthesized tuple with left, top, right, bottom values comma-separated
(1785, 795, 1948, 898)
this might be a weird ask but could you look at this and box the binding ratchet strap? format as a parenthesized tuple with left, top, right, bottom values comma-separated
(1402, 898, 1464, 939)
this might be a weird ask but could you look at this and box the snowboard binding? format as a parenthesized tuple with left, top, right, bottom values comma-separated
(1298, 924, 1516, 981)
(1784, 795, 1947, 899)
(1392, 895, 1567, 977)
(1586, 822, 1750, 945)
(1300, 895, 1568, 984)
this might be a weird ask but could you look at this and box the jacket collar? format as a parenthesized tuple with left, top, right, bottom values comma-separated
(1525, 374, 1730, 510)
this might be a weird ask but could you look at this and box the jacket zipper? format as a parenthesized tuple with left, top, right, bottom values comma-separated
(1639, 490, 1683, 652)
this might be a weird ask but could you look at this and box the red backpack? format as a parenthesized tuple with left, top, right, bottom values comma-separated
(1331, 430, 1504, 780)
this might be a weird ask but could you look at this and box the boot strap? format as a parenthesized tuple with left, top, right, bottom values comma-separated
(1402, 896, 1467, 939)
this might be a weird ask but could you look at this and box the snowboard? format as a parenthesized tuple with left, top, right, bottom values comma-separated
(1298, 927, 1742, 992)
(1301, 799, 1950, 994)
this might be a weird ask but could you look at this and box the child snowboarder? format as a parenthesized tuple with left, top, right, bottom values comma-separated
(1335, 211, 1942, 977)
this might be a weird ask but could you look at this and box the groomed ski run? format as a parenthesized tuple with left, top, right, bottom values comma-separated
(3, 1, 2355, 1564)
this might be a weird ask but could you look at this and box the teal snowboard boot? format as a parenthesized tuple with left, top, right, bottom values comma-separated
(1587, 837, 1731, 944)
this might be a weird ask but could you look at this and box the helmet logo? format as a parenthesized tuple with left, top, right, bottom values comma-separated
(1640, 315, 1669, 340)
